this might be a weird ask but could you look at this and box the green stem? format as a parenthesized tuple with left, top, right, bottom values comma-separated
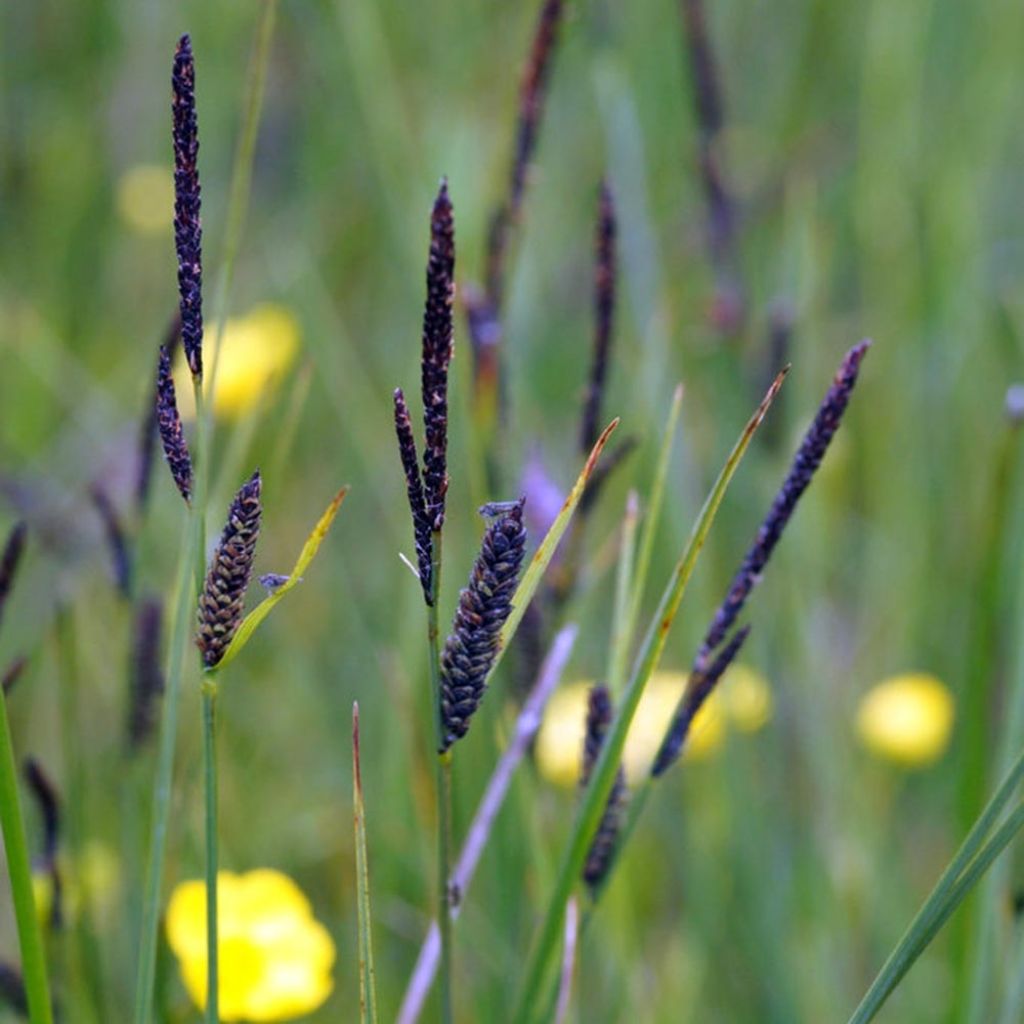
(848, 746, 1024, 1024)
(133, 512, 201, 1024)
(510, 374, 782, 1024)
(0, 690, 54, 1024)
(202, 679, 220, 1024)
(425, 528, 453, 1024)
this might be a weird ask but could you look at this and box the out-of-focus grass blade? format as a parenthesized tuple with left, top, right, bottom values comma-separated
(486, 419, 618, 685)
(848, 745, 1024, 1024)
(216, 487, 348, 671)
(606, 490, 639, 698)
(609, 384, 683, 693)
(352, 703, 379, 1024)
(510, 371, 787, 1024)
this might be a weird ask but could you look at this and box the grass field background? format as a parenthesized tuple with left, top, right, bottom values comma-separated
(3, 0, 1024, 1020)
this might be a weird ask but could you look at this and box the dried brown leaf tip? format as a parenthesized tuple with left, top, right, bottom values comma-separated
(127, 597, 165, 752)
(172, 34, 203, 379)
(196, 470, 262, 669)
(439, 500, 527, 751)
(0, 522, 27, 636)
(580, 685, 628, 892)
(156, 345, 193, 504)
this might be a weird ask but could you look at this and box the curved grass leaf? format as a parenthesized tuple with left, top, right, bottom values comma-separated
(510, 371, 787, 1024)
(216, 486, 348, 671)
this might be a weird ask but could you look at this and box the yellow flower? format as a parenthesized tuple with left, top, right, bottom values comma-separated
(175, 304, 300, 420)
(720, 664, 773, 733)
(166, 868, 335, 1021)
(856, 673, 955, 767)
(535, 672, 728, 787)
(117, 164, 175, 236)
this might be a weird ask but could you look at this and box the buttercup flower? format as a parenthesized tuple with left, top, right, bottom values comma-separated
(117, 164, 175, 235)
(175, 304, 300, 419)
(856, 672, 954, 767)
(536, 670, 739, 787)
(166, 868, 335, 1021)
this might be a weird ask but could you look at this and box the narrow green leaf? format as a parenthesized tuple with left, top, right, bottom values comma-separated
(848, 745, 1024, 1024)
(216, 486, 348, 670)
(353, 703, 379, 1024)
(610, 383, 683, 693)
(510, 371, 787, 1024)
(486, 418, 618, 685)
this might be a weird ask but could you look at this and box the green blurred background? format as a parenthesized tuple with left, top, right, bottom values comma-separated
(3, 0, 1024, 1020)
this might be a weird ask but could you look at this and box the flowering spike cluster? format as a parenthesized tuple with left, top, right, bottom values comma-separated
(0, 522, 27, 635)
(698, 340, 870, 664)
(0, 963, 27, 1015)
(580, 685, 627, 891)
(439, 500, 527, 751)
(421, 181, 455, 531)
(651, 624, 751, 777)
(90, 485, 132, 598)
(393, 388, 433, 602)
(137, 315, 182, 513)
(652, 340, 870, 778)
(156, 346, 194, 504)
(485, 0, 565, 309)
(172, 34, 203, 379)
(580, 180, 617, 454)
(127, 597, 165, 752)
(393, 182, 456, 604)
(196, 471, 262, 668)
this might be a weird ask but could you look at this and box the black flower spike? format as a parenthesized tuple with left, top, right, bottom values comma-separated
(24, 757, 62, 928)
(172, 34, 203, 379)
(421, 181, 456, 532)
(393, 388, 434, 602)
(0, 522, 27, 636)
(137, 314, 182, 514)
(696, 340, 870, 667)
(1, 657, 28, 697)
(196, 471, 262, 668)
(0, 963, 27, 1016)
(127, 597, 165, 752)
(439, 500, 527, 751)
(651, 625, 751, 778)
(485, 0, 565, 309)
(580, 180, 617, 454)
(580, 685, 628, 891)
(156, 345, 193, 504)
(90, 485, 132, 598)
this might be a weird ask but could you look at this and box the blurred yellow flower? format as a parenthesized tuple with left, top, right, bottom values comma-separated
(117, 164, 175, 235)
(536, 671, 732, 787)
(856, 673, 955, 767)
(720, 664, 773, 733)
(175, 304, 300, 419)
(166, 868, 335, 1021)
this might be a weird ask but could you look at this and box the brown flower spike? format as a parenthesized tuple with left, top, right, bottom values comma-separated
(439, 500, 527, 751)
(196, 471, 262, 668)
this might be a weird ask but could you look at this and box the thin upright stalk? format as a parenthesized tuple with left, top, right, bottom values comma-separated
(0, 690, 54, 1024)
(202, 679, 220, 1024)
(133, 512, 201, 1024)
(425, 529, 453, 1024)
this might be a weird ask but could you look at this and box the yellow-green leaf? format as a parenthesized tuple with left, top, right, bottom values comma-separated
(215, 486, 348, 671)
